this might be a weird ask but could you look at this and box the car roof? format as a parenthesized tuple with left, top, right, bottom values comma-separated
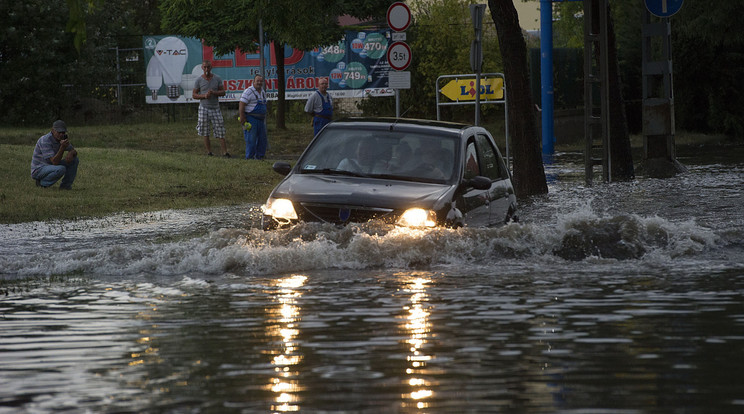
(329, 117, 478, 136)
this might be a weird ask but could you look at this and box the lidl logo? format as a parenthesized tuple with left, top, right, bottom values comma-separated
(440, 77, 504, 101)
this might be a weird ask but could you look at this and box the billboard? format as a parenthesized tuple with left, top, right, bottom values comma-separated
(142, 31, 396, 104)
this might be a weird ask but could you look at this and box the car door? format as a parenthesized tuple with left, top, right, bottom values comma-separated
(473, 133, 514, 225)
(458, 138, 491, 227)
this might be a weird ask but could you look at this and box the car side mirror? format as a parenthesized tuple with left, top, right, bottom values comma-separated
(272, 162, 292, 176)
(465, 175, 492, 190)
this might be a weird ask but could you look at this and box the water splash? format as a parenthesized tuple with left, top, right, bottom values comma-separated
(0, 204, 725, 278)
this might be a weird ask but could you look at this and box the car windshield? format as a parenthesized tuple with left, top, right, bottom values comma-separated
(298, 128, 459, 184)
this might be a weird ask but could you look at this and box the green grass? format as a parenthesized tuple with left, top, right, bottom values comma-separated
(1, 119, 733, 224)
(1, 121, 315, 224)
(0, 120, 314, 155)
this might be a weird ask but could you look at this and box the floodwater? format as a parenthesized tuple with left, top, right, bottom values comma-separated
(1, 145, 743, 413)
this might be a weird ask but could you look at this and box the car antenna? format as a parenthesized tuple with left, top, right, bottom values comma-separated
(390, 106, 414, 130)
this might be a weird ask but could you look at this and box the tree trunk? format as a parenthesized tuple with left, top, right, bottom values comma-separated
(606, 3, 634, 179)
(273, 41, 287, 130)
(487, 0, 548, 197)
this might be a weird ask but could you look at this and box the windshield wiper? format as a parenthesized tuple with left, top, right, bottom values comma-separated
(366, 173, 402, 180)
(307, 168, 369, 178)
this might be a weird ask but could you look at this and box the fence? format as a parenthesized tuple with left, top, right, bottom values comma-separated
(58, 47, 364, 126)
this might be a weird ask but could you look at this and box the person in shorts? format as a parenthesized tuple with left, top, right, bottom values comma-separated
(193, 60, 229, 157)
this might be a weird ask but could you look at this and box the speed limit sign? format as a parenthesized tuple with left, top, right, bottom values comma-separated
(387, 41, 412, 71)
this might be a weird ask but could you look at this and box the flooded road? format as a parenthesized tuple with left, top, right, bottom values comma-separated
(2, 146, 744, 413)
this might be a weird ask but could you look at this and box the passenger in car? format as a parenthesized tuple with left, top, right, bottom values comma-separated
(337, 139, 388, 174)
(410, 145, 447, 180)
(389, 142, 413, 172)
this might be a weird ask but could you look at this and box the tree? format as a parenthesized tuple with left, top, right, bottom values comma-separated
(64, 0, 102, 52)
(0, 1, 75, 124)
(588, 0, 634, 180)
(407, 0, 503, 119)
(672, 1, 744, 137)
(358, 0, 506, 123)
(159, 0, 389, 129)
(1, 0, 159, 125)
(487, 0, 548, 197)
(561, 1, 744, 139)
(552, 1, 633, 180)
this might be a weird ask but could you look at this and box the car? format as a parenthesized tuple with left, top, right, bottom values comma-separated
(261, 117, 517, 230)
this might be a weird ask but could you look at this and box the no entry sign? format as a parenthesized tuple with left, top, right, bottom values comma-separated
(387, 2, 411, 32)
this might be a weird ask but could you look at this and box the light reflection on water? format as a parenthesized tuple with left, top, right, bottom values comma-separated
(1, 146, 744, 412)
(268, 275, 306, 412)
(1, 268, 744, 412)
(401, 274, 434, 411)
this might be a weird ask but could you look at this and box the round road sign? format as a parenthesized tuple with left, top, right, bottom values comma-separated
(387, 2, 411, 32)
(644, 0, 684, 17)
(387, 41, 412, 71)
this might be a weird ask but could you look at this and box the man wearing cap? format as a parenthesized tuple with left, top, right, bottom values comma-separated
(31, 120, 79, 189)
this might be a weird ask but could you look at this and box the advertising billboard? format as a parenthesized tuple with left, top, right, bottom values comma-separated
(142, 31, 396, 104)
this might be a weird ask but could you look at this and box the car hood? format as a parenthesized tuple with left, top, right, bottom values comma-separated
(272, 174, 454, 209)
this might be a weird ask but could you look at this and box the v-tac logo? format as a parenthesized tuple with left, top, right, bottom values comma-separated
(156, 49, 187, 56)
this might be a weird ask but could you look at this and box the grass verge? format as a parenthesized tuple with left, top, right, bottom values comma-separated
(1, 120, 315, 224)
(1, 119, 734, 224)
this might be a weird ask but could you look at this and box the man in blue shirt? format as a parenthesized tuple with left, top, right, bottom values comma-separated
(31, 120, 79, 190)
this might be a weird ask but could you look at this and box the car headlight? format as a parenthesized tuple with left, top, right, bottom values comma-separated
(261, 198, 298, 220)
(397, 208, 437, 228)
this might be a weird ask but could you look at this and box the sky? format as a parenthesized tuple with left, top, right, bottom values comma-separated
(514, 0, 541, 31)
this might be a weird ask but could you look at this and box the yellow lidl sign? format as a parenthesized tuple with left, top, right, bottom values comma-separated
(440, 77, 504, 101)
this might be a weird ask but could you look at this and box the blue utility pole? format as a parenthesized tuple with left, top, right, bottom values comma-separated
(540, 0, 554, 162)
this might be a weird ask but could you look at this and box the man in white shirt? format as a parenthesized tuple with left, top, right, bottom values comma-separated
(238, 75, 268, 159)
(304, 78, 332, 136)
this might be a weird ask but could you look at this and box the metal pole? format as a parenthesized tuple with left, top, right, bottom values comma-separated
(540, 0, 555, 160)
(258, 19, 265, 79)
(436, 77, 441, 121)
(475, 72, 481, 126)
(600, 0, 611, 182)
(395, 89, 400, 118)
(114, 46, 122, 106)
(503, 78, 510, 173)
(470, 4, 485, 126)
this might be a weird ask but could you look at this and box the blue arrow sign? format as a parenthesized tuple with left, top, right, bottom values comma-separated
(645, 0, 684, 18)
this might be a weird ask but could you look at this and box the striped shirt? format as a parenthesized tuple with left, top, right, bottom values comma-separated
(31, 132, 74, 178)
(239, 86, 267, 113)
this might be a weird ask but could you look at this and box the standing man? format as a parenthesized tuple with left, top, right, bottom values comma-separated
(193, 60, 229, 157)
(304, 77, 333, 136)
(31, 120, 79, 190)
(238, 75, 268, 160)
